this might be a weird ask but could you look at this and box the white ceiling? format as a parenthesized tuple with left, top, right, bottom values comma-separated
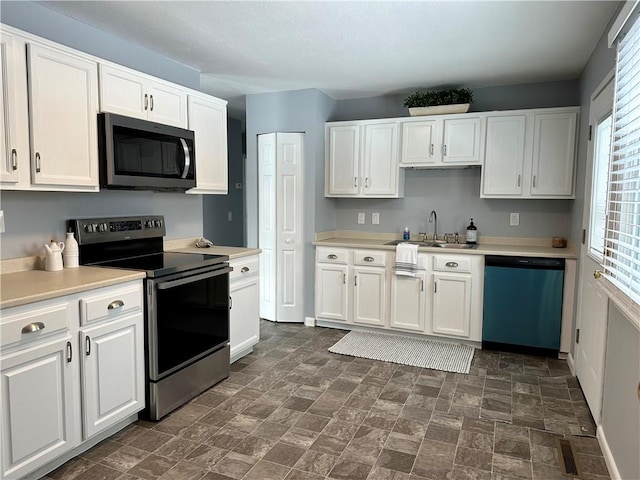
(40, 1, 619, 117)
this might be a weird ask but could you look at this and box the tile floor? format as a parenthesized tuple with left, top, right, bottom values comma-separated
(44, 321, 611, 480)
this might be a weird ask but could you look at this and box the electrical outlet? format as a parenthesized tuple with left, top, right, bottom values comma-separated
(228, 211, 233, 222)
(0, 210, 4, 233)
(235, 183, 243, 189)
(357, 212, 365, 224)
(372, 212, 380, 225)
(510, 212, 520, 226)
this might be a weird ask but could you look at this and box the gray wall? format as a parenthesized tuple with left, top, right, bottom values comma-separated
(332, 81, 580, 239)
(0, 2, 204, 259)
(0, 1, 200, 88)
(245, 88, 337, 318)
(601, 304, 639, 480)
(203, 117, 245, 246)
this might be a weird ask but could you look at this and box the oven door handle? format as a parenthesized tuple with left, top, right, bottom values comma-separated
(155, 266, 232, 290)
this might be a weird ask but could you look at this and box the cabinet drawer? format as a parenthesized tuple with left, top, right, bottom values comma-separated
(80, 282, 143, 325)
(353, 250, 387, 267)
(433, 255, 472, 273)
(1, 301, 71, 348)
(230, 256, 260, 281)
(317, 247, 348, 264)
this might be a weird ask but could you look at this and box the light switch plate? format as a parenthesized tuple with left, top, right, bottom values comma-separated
(357, 212, 365, 224)
(0, 210, 4, 233)
(372, 212, 380, 225)
(510, 212, 520, 226)
(235, 183, 243, 189)
(228, 211, 233, 222)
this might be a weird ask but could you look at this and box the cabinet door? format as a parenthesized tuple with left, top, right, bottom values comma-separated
(80, 314, 144, 439)
(442, 117, 482, 164)
(431, 273, 471, 338)
(0, 35, 16, 184)
(1, 335, 79, 479)
(326, 125, 360, 195)
(28, 44, 99, 188)
(531, 112, 577, 197)
(230, 275, 260, 363)
(147, 80, 187, 128)
(362, 122, 399, 195)
(315, 263, 349, 322)
(400, 120, 438, 166)
(187, 94, 228, 194)
(482, 115, 526, 196)
(389, 272, 427, 332)
(99, 64, 147, 120)
(353, 266, 387, 326)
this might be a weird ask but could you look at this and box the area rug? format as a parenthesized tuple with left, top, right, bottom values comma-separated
(328, 330, 475, 374)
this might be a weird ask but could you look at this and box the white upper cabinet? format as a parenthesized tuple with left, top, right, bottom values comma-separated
(326, 120, 404, 197)
(0, 28, 99, 191)
(186, 93, 228, 194)
(481, 107, 579, 199)
(99, 63, 187, 128)
(400, 115, 484, 167)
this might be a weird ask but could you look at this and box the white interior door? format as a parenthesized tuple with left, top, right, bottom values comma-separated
(575, 72, 614, 424)
(258, 134, 277, 320)
(276, 133, 304, 322)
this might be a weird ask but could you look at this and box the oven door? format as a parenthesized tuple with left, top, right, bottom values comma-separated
(146, 264, 231, 381)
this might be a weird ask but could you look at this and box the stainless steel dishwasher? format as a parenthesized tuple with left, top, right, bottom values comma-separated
(482, 255, 565, 356)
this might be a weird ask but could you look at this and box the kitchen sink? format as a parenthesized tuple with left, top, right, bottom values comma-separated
(385, 240, 478, 249)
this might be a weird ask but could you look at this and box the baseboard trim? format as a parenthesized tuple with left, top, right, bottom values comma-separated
(566, 352, 576, 376)
(304, 317, 315, 327)
(597, 425, 621, 480)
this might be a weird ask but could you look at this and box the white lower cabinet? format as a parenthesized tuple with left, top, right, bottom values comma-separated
(315, 247, 484, 342)
(229, 254, 261, 362)
(0, 280, 144, 480)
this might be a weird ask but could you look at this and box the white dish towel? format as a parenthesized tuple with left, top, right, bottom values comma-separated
(395, 243, 418, 277)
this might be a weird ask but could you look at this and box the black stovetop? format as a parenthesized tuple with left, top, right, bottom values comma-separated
(92, 251, 228, 278)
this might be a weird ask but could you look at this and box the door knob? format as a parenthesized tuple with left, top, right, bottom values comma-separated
(593, 270, 602, 279)
(285, 239, 293, 244)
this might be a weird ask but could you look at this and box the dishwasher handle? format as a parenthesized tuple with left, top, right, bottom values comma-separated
(485, 255, 565, 270)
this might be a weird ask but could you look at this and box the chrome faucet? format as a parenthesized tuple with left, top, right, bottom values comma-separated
(428, 210, 437, 241)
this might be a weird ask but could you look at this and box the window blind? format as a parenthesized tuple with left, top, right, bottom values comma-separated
(605, 10, 640, 304)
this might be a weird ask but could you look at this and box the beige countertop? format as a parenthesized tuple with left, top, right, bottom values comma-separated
(0, 267, 145, 309)
(170, 246, 262, 260)
(313, 235, 577, 259)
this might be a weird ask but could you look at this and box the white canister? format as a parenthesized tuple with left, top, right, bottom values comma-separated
(63, 231, 79, 268)
(44, 240, 65, 271)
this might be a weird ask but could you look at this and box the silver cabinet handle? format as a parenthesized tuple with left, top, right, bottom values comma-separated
(229, 295, 232, 310)
(343, 273, 346, 284)
(354, 275, 358, 286)
(354, 177, 357, 188)
(35, 152, 41, 173)
(85, 336, 91, 356)
(144, 93, 148, 110)
(533, 175, 537, 188)
(21, 322, 45, 334)
(517, 174, 521, 187)
(107, 300, 124, 310)
(365, 177, 369, 188)
(420, 279, 424, 292)
(445, 261, 459, 268)
(11, 149, 17, 170)
(66, 341, 73, 363)
(364, 256, 375, 262)
(443, 145, 447, 156)
(430, 144, 434, 156)
(180, 138, 191, 179)
(327, 254, 338, 259)
(241, 266, 250, 273)
(434, 281, 437, 293)
(150, 94, 154, 111)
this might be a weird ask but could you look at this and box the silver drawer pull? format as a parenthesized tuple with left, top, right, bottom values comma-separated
(107, 300, 125, 310)
(21, 322, 45, 334)
(445, 261, 458, 268)
(241, 266, 250, 273)
(364, 256, 375, 262)
(327, 254, 338, 259)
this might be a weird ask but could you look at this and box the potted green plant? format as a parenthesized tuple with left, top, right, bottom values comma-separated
(403, 87, 473, 116)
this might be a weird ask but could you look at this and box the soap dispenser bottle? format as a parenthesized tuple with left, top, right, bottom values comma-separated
(403, 226, 410, 241)
(466, 219, 477, 244)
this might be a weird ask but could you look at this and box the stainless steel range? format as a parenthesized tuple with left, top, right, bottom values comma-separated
(69, 215, 231, 420)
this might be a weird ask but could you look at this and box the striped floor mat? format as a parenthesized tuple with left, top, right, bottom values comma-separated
(328, 330, 475, 374)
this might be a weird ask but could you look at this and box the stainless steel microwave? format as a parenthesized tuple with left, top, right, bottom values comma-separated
(99, 113, 196, 191)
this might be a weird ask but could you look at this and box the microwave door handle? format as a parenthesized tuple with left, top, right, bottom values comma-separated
(179, 138, 191, 179)
(155, 266, 232, 290)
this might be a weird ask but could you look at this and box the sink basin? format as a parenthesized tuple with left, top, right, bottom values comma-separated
(385, 240, 478, 249)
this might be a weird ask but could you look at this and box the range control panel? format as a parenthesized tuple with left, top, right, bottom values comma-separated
(68, 216, 165, 244)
